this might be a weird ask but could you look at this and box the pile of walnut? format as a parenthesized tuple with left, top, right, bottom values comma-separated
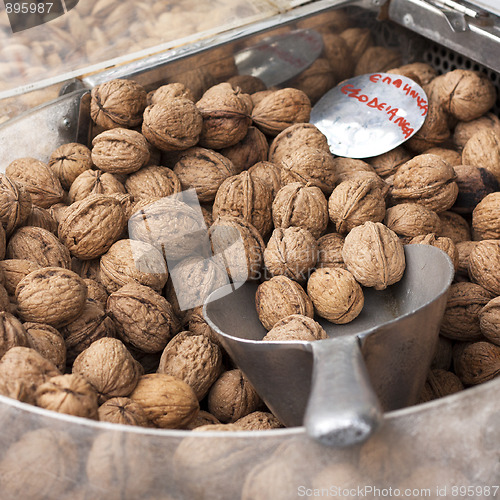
(0, 23, 499, 432)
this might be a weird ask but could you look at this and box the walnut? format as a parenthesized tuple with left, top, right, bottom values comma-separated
(15, 267, 87, 327)
(439, 70, 496, 122)
(418, 369, 464, 403)
(158, 330, 222, 400)
(454, 340, 500, 385)
(35, 373, 99, 419)
(268, 123, 330, 165)
(387, 62, 437, 86)
(213, 171, 273, 236)
(462, 130, 500, 183)
(454, 165, 499, 216)
(384, 203, 441, 242)
(173, 147, 237, 203)
(316, 232, 345, 269)
(142, 98, 203, 151)
(0, 429, 79, 500)
(148, 83, 195, 105)
(22, 205, 58, 234)
(84, 278, 108, 308)
(73, 337, 141, 402)
(209, 215, 265, 282)
(354, 46, 401, 76)
(331, 157, 375, 182)
(255, 276, 314, 330)
(128, 196, 206, 260)
(280, 147, 336, 194)
(328, 178, 386, 234)
(263, 314, 327, 342)
(264, 227, 318, 283)
(130, 373, 199, 428)
(24, 322, 66, 372)
(0, 259, 41, 296)
(272, 182, 328, 239)
(184, 410, 221, 430)
(188, 305, 221, 346)
(98, 396, 150, 426)
(58, 194, 126, 260)
(251, 88, 311, 136)
(439, 282, 492, 341)
(340, 27, 373, 62)
(424, 148, 460, 168)
(291, 58, 336, 104)
(343, 221, 405, 290)
(471, 192, 500, 241)
(48, 142, 93, 190)
(107, 282, 179, 353)
(69, 170, 126, 203)
(91, 128, 150, 174)
(469, 240, 500, 295)
(0, 284, 10, 312)
(196, 82, 251, 149)
(0, 347, 60, 403)
(368, 146, 411, 178)
(248, 161, 282, 198)
(431, 335, 453, 370)
(453, 113, 500, 149)
(169, 68, 216, 101)
(456, 240, 477, 276)
(207, 369, 261, 423)
(251, 90, 275, 108)
(6, 226, 71, 269)
(409, 233, 459, 271)
(321, 33, 353, 82)
(47, 203, 68, 225)
(100, 238, 168, 293)
(5, 157, 64, 208)
(220, 126, 269, 173)
(438, 210, 471, 243)
(71, 257, 101, 282)
(169, 256, 228, 312)
(389, 154, 458, 212)
(0, 174, 32, 235)
(234, 411, 283, 430)
(227, 75, 266, 94)
(125, 165, 181, 201)
(60, 299, 117, 363)
(90, 79, 147, 129)
(479, 296, 500, 346)
(0, 311, 30, 358)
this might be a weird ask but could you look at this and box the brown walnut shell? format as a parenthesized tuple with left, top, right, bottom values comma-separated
(0, 311, 30, 359)
(69, 170, 126, 203)
(0, 260, 41, 296)
(368, 146, 411, 178)
(220, 126, 269, 173)
(317, 232, 345, 269)
(98, 397, 149, 427)
(263, 314, 327, 342)
(148, 83, 195, 105)
(125, 165, 181, 200)
(340, 27, 373, 62)
(462, 130, 500, 184)
(23, 322, 66, 372)
(418, 369, 463, 403)
(354, 46, 401, 76)
(472, 192, 500, 240)
(0, 174, 32, 235)
(384, 203, 441, 241)
(48, 142, 93, 190)
(454, 341, 500, 386)
(426, 147, 462, 167)
(454, 113, 500, 150)
(469, 240, 500, 295)
(291, 58, 336, 105)
(479, 296, 500, 346)
(387, 62, 437, 86)
(408, 233, 459, 271)
(438, 210, 471, 243)
(22, 206, 58, 234)
(321, 33, 353, 82)
(248, 161, 282, 198)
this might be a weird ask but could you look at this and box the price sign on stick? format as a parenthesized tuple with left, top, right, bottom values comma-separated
(310, 73, 429, 159)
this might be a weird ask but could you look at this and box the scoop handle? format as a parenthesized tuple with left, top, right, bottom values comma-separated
(304, 335, 383, 447)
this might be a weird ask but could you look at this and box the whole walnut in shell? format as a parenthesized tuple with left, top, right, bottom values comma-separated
(264, 227, 318, 283)
(7, 226, 71, 269)
(280, 147, 336, 194)
(6, 157, 64, 208)
(90, 79, 147, 129)
(148, 83, 195, 105)
(321, 33, 353, 82)
(48, 142, 92, 190)
(439, 210, 471, 243)
(418, 369, 464, 403)
(248, 161, 282, 198)
(84, 279, 108, 308)
(158, 330, 222, 400)
(354, 46, 401, 76)
(22, 206, 58, 234)
(479, 296, 500, 346)
(220, 126, 269, 173)
(472, 192, 500, 240)
(307, 267, 364, 324)
(69, 170, 126, 203)
(107, 282, 179, 353)
(24, 322, 66, 372)
(456, 240, 477, 276)
(328, 178, 386, 234)
(454, 341, 500, 386)
(142, 98, 203, 151)
(468, 240, 500, 295)
(252, 88, 311, 136)
(207, 369, 261, 423)
(454, 164, 499, 215)
(73, 337, 141, 402)
(409, 233, 459, 270)
(340, 27, 373, 62)
(439, 70, 496, 122)
(390, 154, 458, 212)
(209, 216, 265, 282)
(387, 62, 437, 86)
(331, 158, 376, 183)
(130, 373, 199, 428)
(263, 314, 327, 342)
(125, 165, 181, 200)
(291, 58, 336, 105)
(343, 222, 405, 290)
(462, 130, 500, 183)
(255, 276, 314, 331)
(272, 182, 328, 239)
(425, 147, 462, 167)
(268, 123, 330, 165)
(196, 83, 251, 149)
(15, 267, 87, 327)
(35, 373, 99, 419)
(98, 396, 149, 426)
(368, 146, 411, 178)
(317, 232, 345, 269)
(213, 171, 273, 236)
(0, 311, 30, 359)
(91, 128, 150, 174)
(0, 174, 32, 235)
(0, 259, 41, 296)
(173, 147, 237, 203)
(454, 113, 500, 149)
(100, 238, 168, 293)
(384, 203, 441, 242)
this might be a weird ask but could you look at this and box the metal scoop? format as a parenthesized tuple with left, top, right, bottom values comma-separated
(204, 245, 454, 447)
